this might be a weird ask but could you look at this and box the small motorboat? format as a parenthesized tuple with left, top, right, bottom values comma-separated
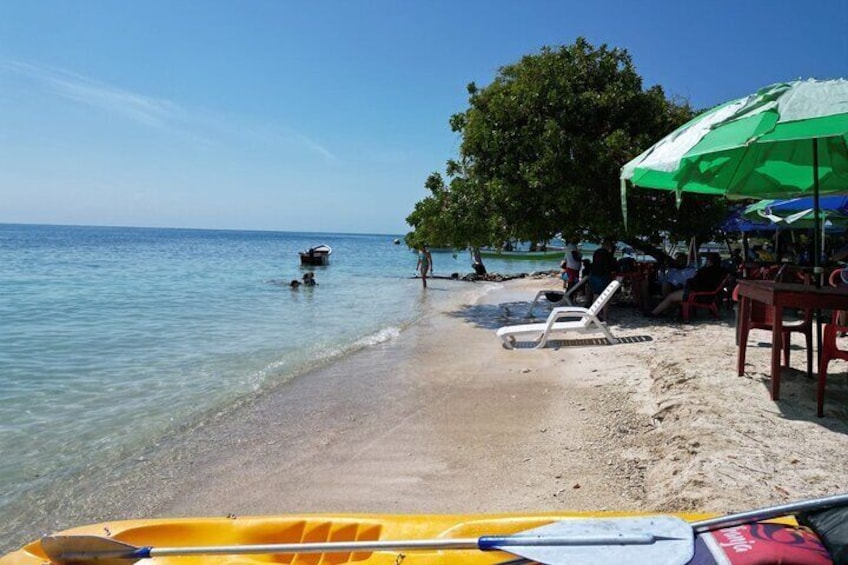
(299, 244, 332, 266)
(479, 247, 565, 260)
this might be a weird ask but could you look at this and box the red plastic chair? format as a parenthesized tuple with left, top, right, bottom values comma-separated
(829, 267, 845, 288)
(734, 285, 813, 379)
(680, 275, 730, 322)
(828, 267, 847, 325)
(780, 267, 812, 285)
(818, 314, 848, 417)
(614, 261, 654, 310)
(761, 264, 781, 280)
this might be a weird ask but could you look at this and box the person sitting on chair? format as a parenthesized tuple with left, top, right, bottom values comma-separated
(659, 253, 696, 296)
(647, 253, 725, 317)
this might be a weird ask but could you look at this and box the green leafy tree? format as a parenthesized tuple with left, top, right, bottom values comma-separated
(407, 38, 728, 261)
(406, 172, 503, 251)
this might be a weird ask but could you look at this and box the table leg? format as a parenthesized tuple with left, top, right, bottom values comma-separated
(772, 306, 783, 400)
(737, 296, 750, 375)
(735, 296, 742, 346)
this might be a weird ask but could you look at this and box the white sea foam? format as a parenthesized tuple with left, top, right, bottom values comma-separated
(354, 325, 402, 347)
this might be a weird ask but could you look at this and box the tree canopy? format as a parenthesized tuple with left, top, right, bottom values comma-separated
(406, 38, 728, 255)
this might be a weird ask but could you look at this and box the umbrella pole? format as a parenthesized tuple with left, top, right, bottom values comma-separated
(813, 138, 822, 286)
(813, 139, 823, 374)
(688, 236, 698, 266)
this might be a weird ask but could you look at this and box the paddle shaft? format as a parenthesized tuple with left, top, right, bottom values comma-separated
(134, 533, 660, 558)
(691, 492, 848, 533)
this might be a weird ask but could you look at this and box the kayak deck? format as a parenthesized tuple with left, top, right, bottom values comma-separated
(4, 512, 713, 565)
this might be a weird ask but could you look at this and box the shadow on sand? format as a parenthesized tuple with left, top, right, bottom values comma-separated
(506, 334, 654, 349)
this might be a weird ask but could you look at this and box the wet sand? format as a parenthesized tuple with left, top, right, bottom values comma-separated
(4, 275, 848, 552)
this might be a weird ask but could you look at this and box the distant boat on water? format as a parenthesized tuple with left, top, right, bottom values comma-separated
(479, 246, 564, 260)
(299, 244, 332, 266)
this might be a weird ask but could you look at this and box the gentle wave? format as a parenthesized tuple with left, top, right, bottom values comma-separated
(355, 325, 403, 347)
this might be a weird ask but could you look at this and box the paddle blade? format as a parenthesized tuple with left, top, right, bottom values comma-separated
(42, 536, 148, 565)
(486, 516, 694, 565)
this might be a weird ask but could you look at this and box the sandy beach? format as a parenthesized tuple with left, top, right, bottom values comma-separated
(5, 275, 848, 552)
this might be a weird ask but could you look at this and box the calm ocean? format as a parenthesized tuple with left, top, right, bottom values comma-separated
(0, 223, 559, 540)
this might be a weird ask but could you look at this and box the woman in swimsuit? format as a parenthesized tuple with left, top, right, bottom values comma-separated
(416, 245, 433, 288)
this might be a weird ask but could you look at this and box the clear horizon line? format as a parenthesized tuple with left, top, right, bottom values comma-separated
(0, 220, 408, 238)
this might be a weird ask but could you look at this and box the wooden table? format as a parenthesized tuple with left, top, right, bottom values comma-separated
(736, 280, 848, 411)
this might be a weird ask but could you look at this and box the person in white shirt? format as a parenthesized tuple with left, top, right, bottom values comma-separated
(562, 237, 583, 291)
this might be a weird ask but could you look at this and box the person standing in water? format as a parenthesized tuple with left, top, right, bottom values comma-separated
(416, 245, 433, 288)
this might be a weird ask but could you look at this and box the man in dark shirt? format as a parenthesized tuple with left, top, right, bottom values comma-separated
(585, 237, 617, 319)
(589, 238, 616, 294)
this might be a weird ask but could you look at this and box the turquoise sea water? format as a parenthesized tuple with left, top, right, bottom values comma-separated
(0, 223, 560, 538)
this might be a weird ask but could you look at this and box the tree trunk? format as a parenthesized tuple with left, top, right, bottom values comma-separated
(470, 248, 487, 275)
(620, 238, 674, 266)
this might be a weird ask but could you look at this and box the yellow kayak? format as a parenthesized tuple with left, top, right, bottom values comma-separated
(2, 494, 844, 565)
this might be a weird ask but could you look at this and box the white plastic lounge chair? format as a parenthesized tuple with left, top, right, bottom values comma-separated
(498, 280, 621, 349)
(525, 275, 589, 318)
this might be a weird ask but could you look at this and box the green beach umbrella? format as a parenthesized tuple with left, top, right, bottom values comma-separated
(620, 78, 848, 276)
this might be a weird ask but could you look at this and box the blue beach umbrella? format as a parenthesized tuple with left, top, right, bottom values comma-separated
(721, 210, 779, 233)
(743, 195, 848, 227)
(742, 197, 848, 264)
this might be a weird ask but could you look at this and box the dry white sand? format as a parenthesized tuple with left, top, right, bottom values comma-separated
(4, 275, 848, 552)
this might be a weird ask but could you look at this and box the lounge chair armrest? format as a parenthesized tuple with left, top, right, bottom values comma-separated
(550, 306, 589, 315)
(545, 307, 592, 329)
(565, 276, 589, 296)
(549, 306, 590, 319)
(577, 312, 607, 326)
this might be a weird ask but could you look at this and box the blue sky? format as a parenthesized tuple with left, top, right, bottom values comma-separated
(2, 0, 846, 234)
